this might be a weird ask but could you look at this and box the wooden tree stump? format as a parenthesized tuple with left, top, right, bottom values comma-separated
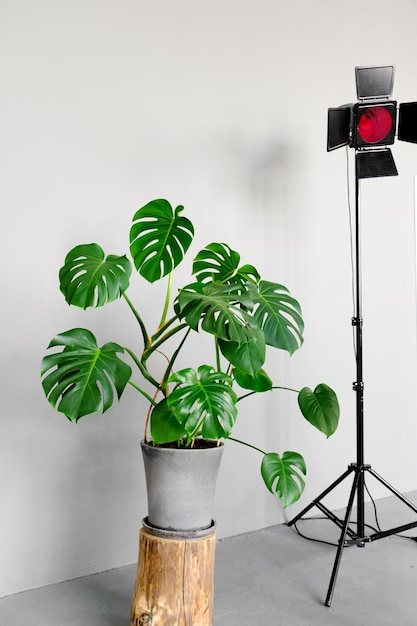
(130, 521, 216, 626)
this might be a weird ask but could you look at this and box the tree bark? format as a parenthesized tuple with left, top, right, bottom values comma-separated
(130, 526, 216, 626)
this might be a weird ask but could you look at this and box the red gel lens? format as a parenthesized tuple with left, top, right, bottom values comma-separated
(357, 106, 393, 143)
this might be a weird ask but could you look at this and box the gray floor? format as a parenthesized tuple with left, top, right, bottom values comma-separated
(2, 492, 417, 625)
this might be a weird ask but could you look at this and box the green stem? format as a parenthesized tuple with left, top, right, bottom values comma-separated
(123, 293, 150, 351)
(123, 346, 161, 391)
(228, 436, 266, 456)
(236, 385, 300, 403)
(160, 327, 192, 391)
(151, 315, 178, 342)
(271, 386, 300, 393)
(214, 336, 222, 372)
(144, 322, 189, 360)
(159, 271, 173, 329)
(127, 380, 157, 407)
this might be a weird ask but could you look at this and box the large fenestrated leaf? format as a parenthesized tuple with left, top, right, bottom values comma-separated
(59, 244, 132, 308)
(129, 199, 194, 283)
(192, 242, 260, 285)
(41, 328, 132, 422)
(261, 451, 306, 508)
(166, 365, 238, 439)
(175, 282, 256, 345)
(247, 280, 304, 354)
(298, 384, 340, 437)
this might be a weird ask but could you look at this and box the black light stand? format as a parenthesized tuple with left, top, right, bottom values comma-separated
(288, 162, 417, 606)
(288, 66, 417, 606)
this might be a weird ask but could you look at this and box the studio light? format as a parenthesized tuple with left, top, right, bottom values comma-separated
(289, 65, 417, 607)
(327, 65, 417, 178)
(352, 102, 396, 146)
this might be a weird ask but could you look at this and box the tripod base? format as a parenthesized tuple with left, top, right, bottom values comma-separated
(288, 464, 417, 607)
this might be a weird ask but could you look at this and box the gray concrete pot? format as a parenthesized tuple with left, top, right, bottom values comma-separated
(141, 440, 224, 532)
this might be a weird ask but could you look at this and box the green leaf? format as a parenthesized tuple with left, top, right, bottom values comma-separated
(167, 365, 238, 439)
(247, 280, 304, 354)
(150, 398, 187, 444)
(218, 327, 266, 375)
(261, 451, 306, 508)
(175, 282, 255, 345)
(192, 242, 260, 285)
(59, 244, 132, 309)
(233, 367, 273, 392)
(41, 328, 132, 422)
(298, 384, 340, 437)
(129, 199, 194, 283)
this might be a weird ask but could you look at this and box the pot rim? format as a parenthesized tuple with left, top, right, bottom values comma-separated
(140, 438, 224, 450)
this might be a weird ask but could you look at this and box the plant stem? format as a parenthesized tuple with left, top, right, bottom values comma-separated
(123, 347, 161, 391)
(160, 327, 192, 391)
(236, 385, 300, 403)
(271, 386, 300, 393)
(144, 386, 163, 440)
(228, 436, 266, 456)
(123, 293, 150, 351)
(214, 336, 222, 372)
(127, 380, 157, 407)
(159, 271, 173, 329)
(151, 315, 177, 342)
(144, 322, 188, 360)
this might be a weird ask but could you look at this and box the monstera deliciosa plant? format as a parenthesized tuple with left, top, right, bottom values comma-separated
(41, 198, 340, 507)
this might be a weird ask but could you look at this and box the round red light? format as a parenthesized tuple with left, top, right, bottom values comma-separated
(357, 106, 393, 144)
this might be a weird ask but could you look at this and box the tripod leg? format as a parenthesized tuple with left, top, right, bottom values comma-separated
(325, 469, 360, 607)
(288, 466, 354, 526)
(367, 467, 417, 515)
(364, 467, 417, 541)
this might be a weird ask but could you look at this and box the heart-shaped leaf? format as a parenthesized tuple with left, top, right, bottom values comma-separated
(233, 367, 273, 392)
(150, 398, 187, 444)
(261, 451, 306, 508)
(298, 384, 340, 437)
(218, 326, 266, 375)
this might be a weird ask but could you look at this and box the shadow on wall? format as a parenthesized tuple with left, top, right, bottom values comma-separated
(205, 133, 307, 252)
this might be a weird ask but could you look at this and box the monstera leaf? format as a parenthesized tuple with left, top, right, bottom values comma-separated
(41, 328, 132, 422)
(232, 367, 273, 392)
(59, 244, 132, 309)
(150, 398, 188, 444)
(298, 384, 340, 437)
(129, 199, 194, 283)
(165, 365, 238, 440)
(218, 326, 266, 375)
(175, 282, 255, 345)
(192, 242, 260, 285)
(247, 280, 304, 354)
(261, 451, 307, 508)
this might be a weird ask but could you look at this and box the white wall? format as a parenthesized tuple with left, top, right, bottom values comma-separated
(2, 0, 417, 597)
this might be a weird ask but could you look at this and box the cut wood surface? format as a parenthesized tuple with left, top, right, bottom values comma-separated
(130, 527, 216, 626)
